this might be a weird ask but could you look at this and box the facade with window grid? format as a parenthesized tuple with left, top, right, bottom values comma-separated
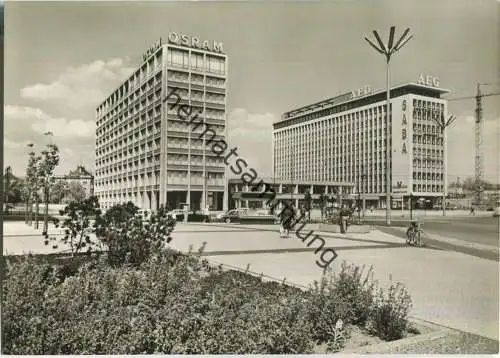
(273, 83, 449, 208)
(95, 39, 228, 212)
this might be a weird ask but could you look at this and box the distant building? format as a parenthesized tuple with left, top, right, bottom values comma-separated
(65, 165, 94, 200)
(274, 78, 450, 209)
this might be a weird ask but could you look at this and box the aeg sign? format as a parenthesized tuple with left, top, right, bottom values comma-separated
(417, 74, 440, 88)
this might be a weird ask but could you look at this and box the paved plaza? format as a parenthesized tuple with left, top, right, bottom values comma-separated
(3, 220, 499, 341)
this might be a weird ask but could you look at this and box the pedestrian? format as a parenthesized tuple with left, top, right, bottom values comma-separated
(339, 204, 350, 234)
(280, 201, 295, 238)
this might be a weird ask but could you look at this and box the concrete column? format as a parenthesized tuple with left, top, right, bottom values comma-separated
(324, 186, 328, 194)
(244, 200, 248, 208)
(152, 191, 158, 212)
(279, 183, 283, 193)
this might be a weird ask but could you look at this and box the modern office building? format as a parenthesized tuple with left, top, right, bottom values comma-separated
(95, 33, 228, 212)
(273, 76, 449, 209)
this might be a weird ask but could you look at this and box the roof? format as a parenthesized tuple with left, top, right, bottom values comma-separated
(278, 82, 451, 124)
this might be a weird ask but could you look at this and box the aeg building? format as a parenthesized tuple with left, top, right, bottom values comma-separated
(95, 33, 228, 212)
(273, 75, 450, 209)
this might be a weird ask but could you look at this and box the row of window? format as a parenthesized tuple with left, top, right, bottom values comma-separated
(167, 49, 226, 75)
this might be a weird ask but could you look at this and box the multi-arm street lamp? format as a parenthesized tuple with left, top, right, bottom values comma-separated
(364, 26, 413, 226)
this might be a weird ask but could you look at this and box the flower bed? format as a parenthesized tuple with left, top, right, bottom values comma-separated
(2, 249, 415, 354)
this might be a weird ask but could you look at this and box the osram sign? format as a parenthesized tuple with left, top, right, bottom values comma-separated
(168, 32, 224, 53)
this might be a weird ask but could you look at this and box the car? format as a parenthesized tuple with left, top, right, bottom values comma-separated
(493, 207, 500, 217)
(219, 208, 249, 223)
(167, 209, 185, 220)
(174, 211, 210, 222)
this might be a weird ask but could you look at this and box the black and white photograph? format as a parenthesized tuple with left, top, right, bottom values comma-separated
(2, 0, 499, 355)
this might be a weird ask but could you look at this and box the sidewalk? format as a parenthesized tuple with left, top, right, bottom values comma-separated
(173, 222, 499, 341)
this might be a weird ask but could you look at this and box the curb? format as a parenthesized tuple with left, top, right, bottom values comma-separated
(340, 322, 456, 354)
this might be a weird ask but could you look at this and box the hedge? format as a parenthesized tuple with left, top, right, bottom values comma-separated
(2, 250, 412, 354)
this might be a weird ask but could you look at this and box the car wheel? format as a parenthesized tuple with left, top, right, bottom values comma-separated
(225, 217, 231, 224)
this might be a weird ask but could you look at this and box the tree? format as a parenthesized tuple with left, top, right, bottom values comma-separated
(25, 146, 42, 226)
(45, 196, 101, 256)
(50, 180, 68, 203)
(95, 203, 175, 267)
(40, 143, 60, 234)
(3, 167, 25, 211)
(67, 181, 86, 203)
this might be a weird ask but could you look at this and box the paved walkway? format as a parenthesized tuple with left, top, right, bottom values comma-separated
(3, 220, 499, 341)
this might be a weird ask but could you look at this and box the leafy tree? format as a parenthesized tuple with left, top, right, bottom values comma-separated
(67, 181, 86, 203)
(40, 143, 60, 234)
(95, 203, 175, 267)
(45, 196, 102, 256)
(3, 167, 25, 210)
(24, 146, 42, 226)
(50, 180, 68, 203)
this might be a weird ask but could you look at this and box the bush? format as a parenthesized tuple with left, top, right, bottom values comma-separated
(367, 280, 412, 341)
(2, 251, 413, 354)
(307, 262, 376, 343)
(95, 203, 175, 267)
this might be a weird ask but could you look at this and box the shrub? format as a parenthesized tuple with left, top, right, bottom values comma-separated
(307, 262, 376, 343)
(95, 204, 175, 267)
(367, 280, 412, 341)
(46, 196, 102, 255)
(2, 250, 414, 354)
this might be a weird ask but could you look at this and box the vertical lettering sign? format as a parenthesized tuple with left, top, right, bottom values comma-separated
(401, 100, 408, 154)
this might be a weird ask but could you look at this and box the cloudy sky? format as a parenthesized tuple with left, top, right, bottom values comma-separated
(4, 0, 500, 183)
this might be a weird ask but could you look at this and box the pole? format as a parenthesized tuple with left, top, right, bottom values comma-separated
(4, 166, 11, 214)
(442, 124, 447, 216)
(385, 56, 392, 226)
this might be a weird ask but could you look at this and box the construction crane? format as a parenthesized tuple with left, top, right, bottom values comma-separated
(445, 83, 500, 205)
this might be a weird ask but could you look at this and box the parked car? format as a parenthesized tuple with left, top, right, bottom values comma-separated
(493, 206, 500, 217)
(174, 211, 210, 222)
(219, 209, 249, 223)
(167, 209, 185, 220)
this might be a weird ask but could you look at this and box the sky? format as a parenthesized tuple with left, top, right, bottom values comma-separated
(4, 0, 500, 184)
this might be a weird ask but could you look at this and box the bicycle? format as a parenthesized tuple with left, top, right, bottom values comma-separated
(406, 222, 424, 247)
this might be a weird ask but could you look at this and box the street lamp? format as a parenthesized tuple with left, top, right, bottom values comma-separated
(432, 114, 456, 216)
(365, 26, 413, 226)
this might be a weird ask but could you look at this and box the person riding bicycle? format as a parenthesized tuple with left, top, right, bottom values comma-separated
(406, 221, 420, 244)
(406, 220, 419, 241)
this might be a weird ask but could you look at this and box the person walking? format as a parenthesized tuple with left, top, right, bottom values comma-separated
(338, 204, 350, 234)
(280, 202, 296, 238)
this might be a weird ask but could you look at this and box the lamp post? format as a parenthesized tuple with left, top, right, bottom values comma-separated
(365, 26, 413, 226)
(431, 114, 456, 216)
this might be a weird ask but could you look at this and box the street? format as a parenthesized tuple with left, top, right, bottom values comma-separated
(362, 214, 499, 248)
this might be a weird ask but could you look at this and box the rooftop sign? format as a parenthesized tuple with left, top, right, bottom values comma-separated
(417, 74, 440, 88)
(167, 32, 224, 54)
